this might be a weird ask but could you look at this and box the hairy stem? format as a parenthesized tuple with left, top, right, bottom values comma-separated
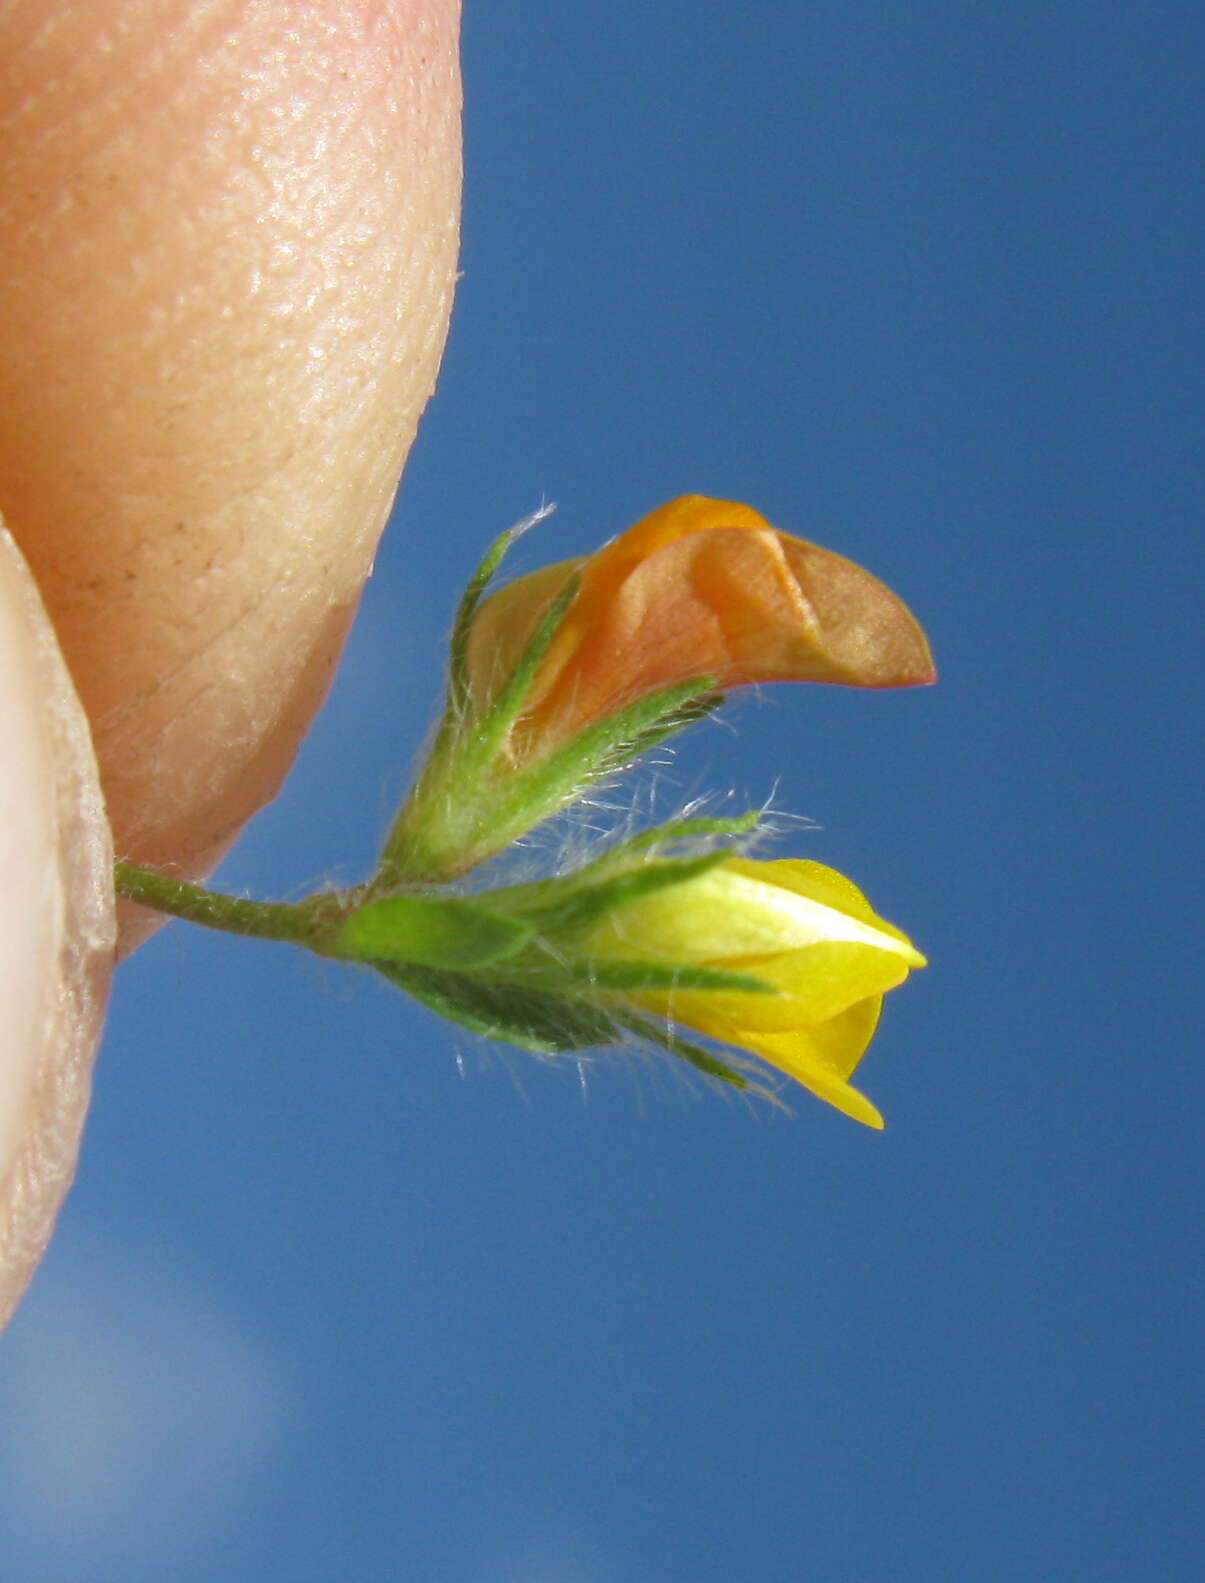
(115, 862, 346, 952)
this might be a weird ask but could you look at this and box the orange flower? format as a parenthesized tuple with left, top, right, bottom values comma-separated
(467, 495, 935, 762)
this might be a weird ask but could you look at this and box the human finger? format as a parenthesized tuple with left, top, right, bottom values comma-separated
(0, 0, 463, 950)
(0, 522, 115, 1326)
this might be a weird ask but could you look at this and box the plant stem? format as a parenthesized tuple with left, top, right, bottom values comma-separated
(114, 862, 346, 952)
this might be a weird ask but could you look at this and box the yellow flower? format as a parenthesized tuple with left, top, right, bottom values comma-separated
(585, 856, 926, 1127)
(467, 494, 935, 764)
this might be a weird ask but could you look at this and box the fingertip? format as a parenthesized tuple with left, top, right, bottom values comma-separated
(0, 523, 115, 1328)
(0, 1, 463, 935)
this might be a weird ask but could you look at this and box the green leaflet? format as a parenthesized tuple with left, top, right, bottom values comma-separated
(333, 893, 533, 970)
(377, 963, 621, 1054)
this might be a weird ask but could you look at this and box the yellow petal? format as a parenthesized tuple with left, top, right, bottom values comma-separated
(590, 863, 923, 969)
(627, 941, 913, 1038)
(722, 857, 924, 957)
(712, 940, 916, 1025)
(734, 998, 886, 1128)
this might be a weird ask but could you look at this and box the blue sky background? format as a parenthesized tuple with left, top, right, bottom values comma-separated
(4, 4, 1203, 1579)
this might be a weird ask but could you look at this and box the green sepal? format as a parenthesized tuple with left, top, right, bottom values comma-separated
(466, 572, 581, 761)
(499, 675, 720, 809)
(385, 672, 727, 885)
(429, 676, 724, 877)
(604, 809, 765, 860)
(616, 1011, 750, 1089)
(515, 810, 768, 908)
(333, 893, 533, 970)
(446, 505, 552, 712)
(378, 963, 621, 1054)
(500, 851, 729, 938)
(591, 692, 725, 774)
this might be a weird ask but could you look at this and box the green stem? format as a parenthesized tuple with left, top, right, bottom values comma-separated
(114, 861, 346, 952)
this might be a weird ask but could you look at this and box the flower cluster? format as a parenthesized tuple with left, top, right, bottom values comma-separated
(119, 495, 934, 1127)
(366, 495, 932, 1124)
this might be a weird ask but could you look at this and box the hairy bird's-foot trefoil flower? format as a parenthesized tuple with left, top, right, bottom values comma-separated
(582, 855, 926, 1127)
(114, 496, 935, 1136)
(467, 493, 935, 766)
(379, 495, 935, 883)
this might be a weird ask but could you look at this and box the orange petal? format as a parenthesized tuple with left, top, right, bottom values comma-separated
(778, 537, 936, 689)
(468, 495, 935, 761)
(530, 526, 806, 743)
(532, 520, 934, 745)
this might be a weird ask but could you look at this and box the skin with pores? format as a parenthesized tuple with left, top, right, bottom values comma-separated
(0, 0, 463, 1323)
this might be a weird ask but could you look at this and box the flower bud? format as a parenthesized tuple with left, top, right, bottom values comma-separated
(584, 854, 926, 1127)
